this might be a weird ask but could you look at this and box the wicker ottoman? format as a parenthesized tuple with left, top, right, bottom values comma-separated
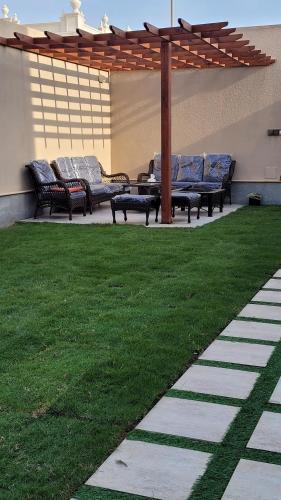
(111, 194, 160, 226)
(172, 191, 201, 223)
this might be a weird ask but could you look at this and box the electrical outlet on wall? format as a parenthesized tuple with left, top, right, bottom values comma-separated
(264, 167, 278, 179)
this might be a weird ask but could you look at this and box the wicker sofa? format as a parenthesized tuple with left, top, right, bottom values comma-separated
(138, 154, 236, 203)
(52, 156, 129, 212)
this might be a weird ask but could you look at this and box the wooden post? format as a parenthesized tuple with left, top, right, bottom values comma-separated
(161, 40, 172, 224)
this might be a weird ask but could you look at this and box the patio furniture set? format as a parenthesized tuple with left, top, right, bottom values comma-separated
(26, 154, 235, 225)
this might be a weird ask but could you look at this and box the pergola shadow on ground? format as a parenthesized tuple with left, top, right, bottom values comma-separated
(0, 18, 274, 223)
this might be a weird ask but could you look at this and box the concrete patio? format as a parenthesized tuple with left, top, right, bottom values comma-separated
(22, 202, 242, 228)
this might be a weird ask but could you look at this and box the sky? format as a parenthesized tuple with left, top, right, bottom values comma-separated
(4, 0, 281, 29)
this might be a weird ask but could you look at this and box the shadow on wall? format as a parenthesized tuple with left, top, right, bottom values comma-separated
(29, 56, 110, 147)
(0, 47, 111, 195)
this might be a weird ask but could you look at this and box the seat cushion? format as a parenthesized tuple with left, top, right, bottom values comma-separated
(89, 183, 112, 196)
(56, 157, 76, 179)
(50, 186, 84, 193)
(112, 194, 156, 205)
(190, 181, 223, 191)
(172, 181, 193, 189)
(203, 154, 232, 182)
(30, 160, 57, 184)
(69, 191, 86, 199)
(177, 155, 204, 183)
(50, 190, 86, 200)
(84, 156, 103, 184)
(172, 191, 201, 202)
(106, 183, 124, 194)
(153, 154, 179, 182)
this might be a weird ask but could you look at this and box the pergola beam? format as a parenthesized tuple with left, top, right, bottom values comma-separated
(178, 18, 250, 67)
(109, 25, 199, 69)
(144, 22, 216, 68)
(109, 26, 163, 69)
(0, 21, 273, 71)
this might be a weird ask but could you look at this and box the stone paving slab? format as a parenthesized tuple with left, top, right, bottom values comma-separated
(273, 270, 281, 278)
(86, 439, 212, 500)
(252, 290, 281, 304)
(263, 278, 281, 290)
(239, 304, 281, 322)
(220, 319, 281, 342)
(199, 340, 274, 367)
(247, 411, 281, 453)
(270, 377, 281, 404)
(173, 364, 259, 400)
(222, 459, 281, 500)
(136, 396, 239, 443)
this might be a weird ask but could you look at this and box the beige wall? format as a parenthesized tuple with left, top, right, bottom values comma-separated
(0, 46, 111, 195)
(111, 25, 281, 182)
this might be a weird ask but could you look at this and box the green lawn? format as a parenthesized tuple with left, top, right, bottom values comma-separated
(0, 206, 281, 500)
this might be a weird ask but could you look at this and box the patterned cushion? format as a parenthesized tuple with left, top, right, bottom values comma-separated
(153, 154, 179, 182)
(89, 183, 112, 195)
(30, 160, 57, 184)
(71, 157, 92, 182)
(105, 183, 124, 194)
(172, 181, 193, 189)
(190, 181, 223, 191)
(69, 191, 86, 199)
(203, 154, 232, 182)
(172, 191, 201, 202)
(112, 194, 156, 205)
(84, 156, 103, 184)
(56, 157, 76, 179)
(177, 155, 204, 182)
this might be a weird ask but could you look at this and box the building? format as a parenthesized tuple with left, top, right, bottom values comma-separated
(0, 1, 110, 37)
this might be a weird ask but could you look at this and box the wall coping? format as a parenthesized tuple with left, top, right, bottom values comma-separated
(232, 180, 281, 184)
(0, 190, 33, 197)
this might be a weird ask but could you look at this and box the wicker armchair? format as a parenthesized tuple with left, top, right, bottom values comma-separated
(52, 156, 130, 212)
(26, 160, 87, 221)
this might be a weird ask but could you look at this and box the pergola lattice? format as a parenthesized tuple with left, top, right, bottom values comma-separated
(0, 19, 275, 222)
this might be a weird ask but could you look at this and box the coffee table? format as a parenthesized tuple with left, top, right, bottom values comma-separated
(123, 183, 225, 218)
(127, 181, 161, 196)
(183, 188, 225, 217)
(126, 181, 184, 195)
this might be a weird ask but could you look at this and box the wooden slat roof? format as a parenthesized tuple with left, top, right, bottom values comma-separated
(0, 18, 275, 71)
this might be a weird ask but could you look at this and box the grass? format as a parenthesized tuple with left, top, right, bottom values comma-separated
(0, 206, 281, 499)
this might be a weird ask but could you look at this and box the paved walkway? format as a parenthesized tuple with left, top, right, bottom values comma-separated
(22, 203, 242, 229)
(73, 270, 281, 500)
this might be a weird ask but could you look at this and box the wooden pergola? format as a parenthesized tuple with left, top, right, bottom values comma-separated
(0, 19, 275, 223)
